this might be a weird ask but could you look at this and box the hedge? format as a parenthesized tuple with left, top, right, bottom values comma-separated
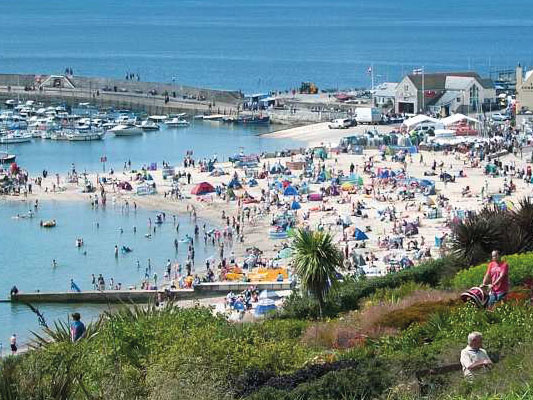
(451, 251, 533, 290)
(281, 256, 460, 319)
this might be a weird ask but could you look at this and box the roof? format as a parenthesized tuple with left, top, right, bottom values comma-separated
(440, 113, 480, 125)
(432, 90, 460, 107)
(372, 82, 398, 98)
(526, 70, 533, 82)
(445, 76, 476, 91)
(402, 115, 440, 128)
(406, 72, 494, 90)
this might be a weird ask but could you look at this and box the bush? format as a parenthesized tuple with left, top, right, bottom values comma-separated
(281, 257, 460, 319)
(377, 300, 458, 330)
(451, 251, 533, 290)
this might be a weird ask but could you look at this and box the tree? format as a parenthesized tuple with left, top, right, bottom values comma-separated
(292, 229, 343, 318)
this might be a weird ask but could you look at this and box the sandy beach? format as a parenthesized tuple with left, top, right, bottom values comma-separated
(6, 125, 533, 280)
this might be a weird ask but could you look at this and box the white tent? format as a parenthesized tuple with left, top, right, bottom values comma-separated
(440, 113, 479, 127)
(401, 115, 440, 130)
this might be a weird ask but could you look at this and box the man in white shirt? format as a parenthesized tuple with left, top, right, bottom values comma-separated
(460, 332, 493, 380)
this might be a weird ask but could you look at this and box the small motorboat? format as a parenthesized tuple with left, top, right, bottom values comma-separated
(41, 219, 57, 228)
(138, 120, 160, 131)
(164, 117, 190, 127)
(0, 152, 16, 164)
(109, 123, 143, 136)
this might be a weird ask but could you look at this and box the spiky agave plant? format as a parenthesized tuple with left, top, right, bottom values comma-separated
(292, 229, 343, 318)
(512, 197, 533, 253)
(29, 316, 102, 349)
(451, 213, 501, 266)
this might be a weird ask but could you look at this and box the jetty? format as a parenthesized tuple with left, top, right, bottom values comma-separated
(0, 73, 242, 115)
(9, 281, 292, 304)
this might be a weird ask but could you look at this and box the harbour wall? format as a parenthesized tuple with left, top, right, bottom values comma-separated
(0, 73, 242, 115)
(9, 282, 292, 303)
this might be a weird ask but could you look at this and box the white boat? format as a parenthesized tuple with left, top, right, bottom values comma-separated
(138, 120, 160, 131)
(0, 132, 32, 144)
(165, 117, 190, 127)
(109, 124, 143, 136)
(148, 115, 168, 122)
(66, 130, 105, 141)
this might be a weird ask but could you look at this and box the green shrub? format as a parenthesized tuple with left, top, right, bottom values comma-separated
(281, 257, 460, 319)
(451, 252, 533, 290)
(377, 300, 459, 330)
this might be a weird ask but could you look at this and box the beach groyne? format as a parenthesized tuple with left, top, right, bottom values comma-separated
(9, 281, 292, 303)
(0, 73, 242, 114)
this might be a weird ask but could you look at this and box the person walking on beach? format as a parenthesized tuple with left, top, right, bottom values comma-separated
(70, 313, 86, 342)
(10, 334, 17, 355)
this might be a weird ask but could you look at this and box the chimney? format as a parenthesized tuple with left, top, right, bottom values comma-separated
(517, 63, 523, 88)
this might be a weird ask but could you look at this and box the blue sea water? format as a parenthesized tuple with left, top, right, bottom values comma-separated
(0, 199, 217, 346)
(0, 0, 532, 92)
(6, 122, 298, 174)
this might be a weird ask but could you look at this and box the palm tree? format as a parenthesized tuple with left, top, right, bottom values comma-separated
(292, 228, 343, 318)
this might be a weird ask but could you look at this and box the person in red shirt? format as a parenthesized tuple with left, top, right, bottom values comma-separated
(482, 250, 510, 306)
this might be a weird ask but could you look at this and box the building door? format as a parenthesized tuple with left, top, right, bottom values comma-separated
(398, 102, 414, 114)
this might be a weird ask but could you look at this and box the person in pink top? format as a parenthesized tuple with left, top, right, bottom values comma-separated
(482, 250, 510, 306)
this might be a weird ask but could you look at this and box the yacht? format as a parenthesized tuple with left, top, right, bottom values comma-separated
(109, 123, 143, 136)
(138, 120, 160, 131)
(165, 117, 190, 127)
(66, 130, 105, 141)
(0, 132, 32, 144)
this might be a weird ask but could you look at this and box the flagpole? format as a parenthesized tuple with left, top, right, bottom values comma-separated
(421, 66, 425, 113)
(371, 63, 375, 91)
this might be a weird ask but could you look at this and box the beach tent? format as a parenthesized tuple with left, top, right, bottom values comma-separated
(259, 289, 281, 300)
(228, 178, 242, 189)
(401, 115, 440, 131)
(277, 247, 293, 259)
(118, 181, 132, 191)
(341, 182, 355, 191)
(248, 178, 258, 187)
(441, 113, 480, 127)
(209, 167, 226, 177)
(270, 163, 285, 174)
(354, 228, 369, 241)
(283, 186, 298, 196)
(254, 298, 277, 317)
(191, 182, 215, 195)
(290, 200, 301, 210)
(308, 193, 323, 201)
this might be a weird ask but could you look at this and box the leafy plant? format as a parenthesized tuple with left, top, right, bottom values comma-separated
(292, 229, 344, 318)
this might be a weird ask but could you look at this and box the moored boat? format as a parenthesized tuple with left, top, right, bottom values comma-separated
(109, 124, 143, 136)
(0, 132, 32, 144)
(0, 152, 16, 164)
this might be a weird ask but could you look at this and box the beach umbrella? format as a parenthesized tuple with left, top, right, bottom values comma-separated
(354, 228, 369, 241)
(290, 200, 301, 210)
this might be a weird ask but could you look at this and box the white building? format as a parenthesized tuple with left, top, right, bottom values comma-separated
(395, 72, 496, 116)
(372, 82, 398, 109)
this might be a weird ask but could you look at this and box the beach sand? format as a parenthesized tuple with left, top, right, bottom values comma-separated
(7, 127, 533, 279)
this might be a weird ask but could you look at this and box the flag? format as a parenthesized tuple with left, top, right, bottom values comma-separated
(367, 66, 372, 75)
(412, 68, 423, 75)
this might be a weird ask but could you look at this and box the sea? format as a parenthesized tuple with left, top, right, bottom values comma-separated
(1, 0, 533, 92)
(1, 0, 533, 349)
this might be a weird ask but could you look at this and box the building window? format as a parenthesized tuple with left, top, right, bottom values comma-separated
(404, 84, 409, 91)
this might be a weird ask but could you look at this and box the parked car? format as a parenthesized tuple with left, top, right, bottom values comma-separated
(491, 112, 511, 121)
(328, 118, 355, 129)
